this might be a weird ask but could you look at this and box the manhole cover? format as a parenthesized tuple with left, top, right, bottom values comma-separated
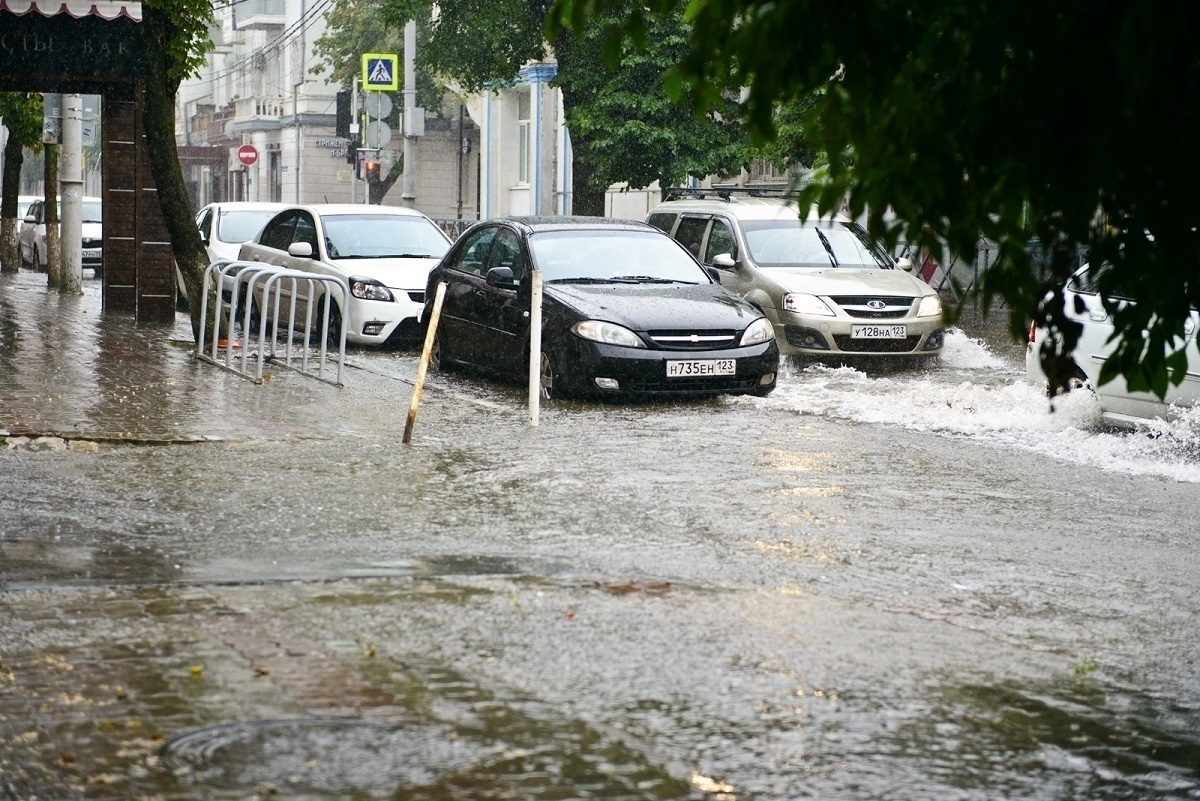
(162, 718, 481, 794)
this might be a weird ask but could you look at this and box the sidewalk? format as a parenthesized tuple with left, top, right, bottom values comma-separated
(0, 270, 414, 446)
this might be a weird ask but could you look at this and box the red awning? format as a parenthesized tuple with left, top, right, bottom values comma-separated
(0, 1, 141, 20)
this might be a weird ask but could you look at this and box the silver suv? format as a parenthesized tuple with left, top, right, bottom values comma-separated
(647, 190, 944, 359)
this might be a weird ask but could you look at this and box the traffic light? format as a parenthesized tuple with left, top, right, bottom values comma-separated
(364, 160, 380, 183)
(335, 90, 351, 138)
(346, 137, 357, 165)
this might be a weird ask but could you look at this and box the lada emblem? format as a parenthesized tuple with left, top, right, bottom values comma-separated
(867, 300, 887, 310)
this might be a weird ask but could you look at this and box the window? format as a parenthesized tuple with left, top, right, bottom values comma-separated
(292, 212, 318, 252)
(260, 212, 297, 251)
(449, 226, 498, 276)
(703, 219, 737, 266)
(517, 90, 531, 185)
(674, 216, 709, 260)
(646, 212, 677, 234)
(485, 229, 523, 279)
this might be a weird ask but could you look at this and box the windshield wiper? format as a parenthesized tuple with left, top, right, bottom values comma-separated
(813, 229, 840, 268)
(548, 277, 619, 284)
(608, 275, 692, 284)
(334, 253, 429, 259)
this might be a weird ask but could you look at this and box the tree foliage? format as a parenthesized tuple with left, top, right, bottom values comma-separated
(0, 93, 43, 273)
(549, 0, 1200, 396)
(553, 1, 748, 193)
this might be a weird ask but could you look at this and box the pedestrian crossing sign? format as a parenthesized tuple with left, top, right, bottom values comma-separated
(362, 53, 399, 91)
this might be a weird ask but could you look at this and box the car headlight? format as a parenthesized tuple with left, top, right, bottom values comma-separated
(916, 294, 943, 317)
(349, 277, 395, 302)
(782, 293, 835, 316)
(573, 320, 646, 348)
(739, 316, 775, 346)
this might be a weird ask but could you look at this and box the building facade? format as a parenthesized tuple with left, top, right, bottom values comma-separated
(176, 0, 480, 223)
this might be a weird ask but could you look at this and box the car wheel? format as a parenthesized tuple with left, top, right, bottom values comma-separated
(35, 245, 46, 273)
(539, 350, 559, 400)
(317, 296, 343, 347)
(429, 328, 448, 371)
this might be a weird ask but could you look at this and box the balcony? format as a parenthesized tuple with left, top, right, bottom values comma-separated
(233, 0, 285, 30)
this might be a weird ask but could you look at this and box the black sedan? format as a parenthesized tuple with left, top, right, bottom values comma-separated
(422, 217, 779, 399)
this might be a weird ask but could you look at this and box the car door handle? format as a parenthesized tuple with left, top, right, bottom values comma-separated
(1089, 309, 1108, 321)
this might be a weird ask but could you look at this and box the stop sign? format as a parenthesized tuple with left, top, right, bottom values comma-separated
(237, 144, 258, 167)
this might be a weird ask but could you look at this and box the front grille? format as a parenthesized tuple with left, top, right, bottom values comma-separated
(646, 329, 737, 350)
(829, 295, 914, 319)
(832, 334, 922, 353)
(626, 376, 759, 393)
(82, 238, 102, 249)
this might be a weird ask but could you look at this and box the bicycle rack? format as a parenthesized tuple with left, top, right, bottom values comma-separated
(196, 260, 349, 387)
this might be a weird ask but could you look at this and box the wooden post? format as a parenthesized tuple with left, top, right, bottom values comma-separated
(403, 282, 447, 444)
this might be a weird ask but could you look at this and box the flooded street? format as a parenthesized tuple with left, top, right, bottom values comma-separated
(2, 296, 1199, 799)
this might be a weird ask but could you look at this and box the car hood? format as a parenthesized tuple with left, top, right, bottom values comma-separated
(546, 282, 761, 331)
(764, 267, 934, 296)
(329, 257, 441, 290)
(82, 222, 102, 237)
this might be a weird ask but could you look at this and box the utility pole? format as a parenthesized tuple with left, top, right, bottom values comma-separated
(401, 20, 416, 209)
(59, 93, 83, 295)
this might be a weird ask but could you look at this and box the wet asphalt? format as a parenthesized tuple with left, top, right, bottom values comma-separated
(2, 270, 1198, 801)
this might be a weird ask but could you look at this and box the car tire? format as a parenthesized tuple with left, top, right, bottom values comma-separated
(539, 350, 560, 400)
(317, 296, 342, 347)
(429, 328, 449, 371)
(35, 245, 46, 273)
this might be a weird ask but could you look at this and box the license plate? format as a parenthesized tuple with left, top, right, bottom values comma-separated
(82, 249, 101, 258)
(852, 324, 906, 339)
(666, 359, 736, 378)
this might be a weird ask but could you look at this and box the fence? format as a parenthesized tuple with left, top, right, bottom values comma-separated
(195, 260, 348, 386)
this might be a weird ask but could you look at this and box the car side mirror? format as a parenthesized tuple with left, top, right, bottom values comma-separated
(704, 266, 721, 282)
(486, 266, 519, 289)
(895, 256, 914, 271)
(712, 253, 737, 270)
(23, 214, 35, 224)
(287, 242, 314, 258)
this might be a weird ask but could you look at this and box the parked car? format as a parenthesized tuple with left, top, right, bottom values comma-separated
(1026, 263, 1200, 425)
(422, 216, 779, 399)
(646, 190, 944, 360)
(238, 203, 452, 346)
(178, 201, 288, 310)
(19, 196, 104, 275)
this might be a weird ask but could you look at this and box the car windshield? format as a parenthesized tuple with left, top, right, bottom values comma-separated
(322, 214, 450, 259)
(81, 201, 102, 224)
(743, 219, 892, 269)
(529, 230, 708, 284)
(217, 210, 278, 244)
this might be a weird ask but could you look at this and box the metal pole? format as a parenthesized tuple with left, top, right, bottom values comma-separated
(401, 20, 417, 208)
(528, 269, 543, 426)
(59, 93, 83, 295)
(404, 282, 447, 443)
(350, 76, 359, 204)
(457, 103, 464, 220)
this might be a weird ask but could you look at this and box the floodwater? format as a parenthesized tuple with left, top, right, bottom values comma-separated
(2, 312, 1199, 799)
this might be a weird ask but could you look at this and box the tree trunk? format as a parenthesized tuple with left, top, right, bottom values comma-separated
(0, 134, 22, 273)
(45, 144, 61, 288)
(142, 5, 209, 340)
(552, 34, 605, 217)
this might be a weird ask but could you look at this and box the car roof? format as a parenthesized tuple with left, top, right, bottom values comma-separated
(291, 203, 433, 218)
(487, 216, 661, 234)
(649, 192, 853, 223)
(206, 201, 288, 212)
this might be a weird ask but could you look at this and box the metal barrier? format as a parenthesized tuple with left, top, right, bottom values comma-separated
(196, 260, 349, 386)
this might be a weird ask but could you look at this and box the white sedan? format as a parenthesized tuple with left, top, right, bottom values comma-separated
(1026, 264, 1200, 425)
(238, 204, 452, 346)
